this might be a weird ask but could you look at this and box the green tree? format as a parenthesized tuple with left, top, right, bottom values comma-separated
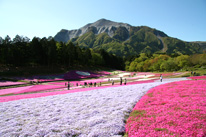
(175, 55, 190, 69)
(91, 52, 104, 66)
(199, 54, 206, 66)
(160, 58, 177, 71)
(66, 42, 76, 66)
(47, 39, 57, 67)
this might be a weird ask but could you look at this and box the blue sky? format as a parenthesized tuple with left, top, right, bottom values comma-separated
(0, 0, 205, 41)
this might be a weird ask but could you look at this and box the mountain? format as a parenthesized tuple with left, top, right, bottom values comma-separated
(54, 19, 206, 57)
(54, 19, 131, 43)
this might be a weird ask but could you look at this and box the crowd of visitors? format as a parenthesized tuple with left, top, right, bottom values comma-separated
(66, 77, 127, 90)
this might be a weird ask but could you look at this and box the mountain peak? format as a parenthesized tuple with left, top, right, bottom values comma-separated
(93, 18, 115, 26)
(96, 18, 109, 22)
(54, 19, 131, 42)
(82, 18, 131, 28)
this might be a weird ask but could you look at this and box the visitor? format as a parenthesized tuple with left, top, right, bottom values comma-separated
(94, 82, 96, 87)
(89, 82, 92, 87)
(160, 74, 163, 82)
(76, 83, 78, 87)
(112, 80, 114, 86)
(124, 78, 127, 85)
(68, 82, 70, 90)
(120, 77, 122, 85)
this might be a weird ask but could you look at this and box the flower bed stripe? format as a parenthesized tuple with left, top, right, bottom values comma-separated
(0, 85, 64, 96)
(125, 80, 206, 137)
(0, 81, 27, 87)
(0, 79, 157, 102)
(187, 76, 206, 80)
(16, 85, 64, 94)
(0, 86, 33, 96)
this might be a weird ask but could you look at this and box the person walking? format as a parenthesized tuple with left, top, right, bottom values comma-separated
(120, 77, 122, 85)
(160, 74, 163, 82)
(68, 82, 70, 90)
(112, 80, 114, 86)
(124, 78, 127, 85)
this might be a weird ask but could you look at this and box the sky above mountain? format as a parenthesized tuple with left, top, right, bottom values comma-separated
(0, 0, 205, 42)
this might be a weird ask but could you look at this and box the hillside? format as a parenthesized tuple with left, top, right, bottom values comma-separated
(54, 19, 205, 57)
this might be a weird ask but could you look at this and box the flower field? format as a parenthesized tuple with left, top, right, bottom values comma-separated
(0, 78, 187, 136)
(0, 78, 159, 102)
(16, 84, 65, 94)
(0, 84, 65, 96)
(125, 80, 206, 137)
(188, 76, 206, 80)
(0, 81, 27, 87)
(0, 86, 33, 96)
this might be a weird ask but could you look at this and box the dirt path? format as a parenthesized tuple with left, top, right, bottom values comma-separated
(157, 35, 168, 52)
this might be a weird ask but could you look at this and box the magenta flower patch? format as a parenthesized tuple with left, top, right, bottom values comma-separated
(16, 85, 64, 94)
(0, 81, 27, 87)
(0, 85, 64, 96)
(125, 80, 206, 137)
(188, 76, 206, 80)
(0, 86, 33, 95)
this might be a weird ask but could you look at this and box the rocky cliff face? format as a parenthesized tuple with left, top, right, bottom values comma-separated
(54, 19, 131, 43)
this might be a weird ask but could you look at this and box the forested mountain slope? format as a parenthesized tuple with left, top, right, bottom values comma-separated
(55, 19, 205, 57)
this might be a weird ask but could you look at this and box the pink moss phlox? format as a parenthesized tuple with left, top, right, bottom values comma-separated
(0, 84, 119, 102)
(188, 76, 206, 80)
(16, 85, 64, 94)
(0, 79, 155, 102)
(137, 72, 154, 75)
(0, 81, 27, 87)
(0, 85, 64, 95)
(125, 80, 206, 137)
(0, 86, 33, 95)
(97, 71, 111, 75)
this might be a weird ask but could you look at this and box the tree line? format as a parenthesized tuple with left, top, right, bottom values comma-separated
(0, 35, 124, 70)
(125, 53, 206, 72)
(1, 35, 205, 72)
